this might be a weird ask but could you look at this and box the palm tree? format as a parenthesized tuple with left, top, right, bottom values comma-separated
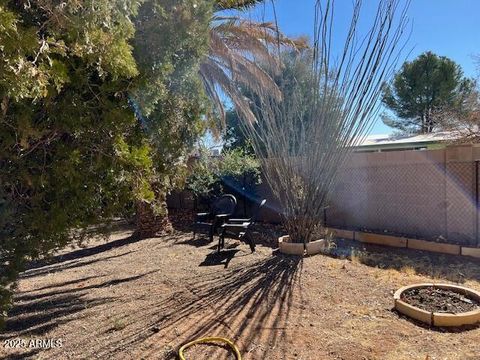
(202, 1, 307, 126)
(135, 0, 303, 237)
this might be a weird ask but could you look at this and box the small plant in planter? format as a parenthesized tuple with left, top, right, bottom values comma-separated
(238, 0, 409, 255)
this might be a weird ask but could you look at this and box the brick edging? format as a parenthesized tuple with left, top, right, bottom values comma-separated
(326, 228, 480, 259)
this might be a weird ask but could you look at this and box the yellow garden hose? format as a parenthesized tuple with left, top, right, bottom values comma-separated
(178, 336, 241, 360)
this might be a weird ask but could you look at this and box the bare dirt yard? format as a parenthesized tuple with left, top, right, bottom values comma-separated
(1, 212, 479, 360)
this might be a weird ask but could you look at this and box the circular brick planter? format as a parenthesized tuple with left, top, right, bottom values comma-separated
(278, 235, 326, 256)
(394, 283, 480, 327)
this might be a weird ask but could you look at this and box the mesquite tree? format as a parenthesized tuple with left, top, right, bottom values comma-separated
(240, 0, 410, 244)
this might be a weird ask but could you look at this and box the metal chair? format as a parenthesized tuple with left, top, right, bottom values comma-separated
(192, 194, 237, 242)
(218, 199, 267, 253)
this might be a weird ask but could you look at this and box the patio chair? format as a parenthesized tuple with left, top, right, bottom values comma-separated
(218, 199, 267, 253)
(192, 194, 237, 242)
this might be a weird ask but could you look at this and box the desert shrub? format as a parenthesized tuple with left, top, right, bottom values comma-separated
(239, 0, 409, 244)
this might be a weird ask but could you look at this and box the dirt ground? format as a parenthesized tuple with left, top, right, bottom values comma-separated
(401, 287, 479, 313)
(1, 214, 479, 360)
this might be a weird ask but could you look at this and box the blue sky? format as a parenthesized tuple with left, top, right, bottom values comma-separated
(237, 0, 480, 135)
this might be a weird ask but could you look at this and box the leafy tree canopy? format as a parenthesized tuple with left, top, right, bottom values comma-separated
(223, 109, 255, 154)
(224, 47, 323, 155)
(0, 0, 211, 326)
(131, 0, 212, 219)
(185, 146, 261, 204)
(382, 51, 474, 133)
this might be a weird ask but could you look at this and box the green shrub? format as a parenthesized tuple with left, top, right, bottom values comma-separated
(0, 0, 212, 327)
(185, 147, 261, 205)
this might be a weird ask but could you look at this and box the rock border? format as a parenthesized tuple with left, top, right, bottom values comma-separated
(394, 283, 480, 327)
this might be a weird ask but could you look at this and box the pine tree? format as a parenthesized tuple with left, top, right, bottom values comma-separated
(382, 52, 474, 133)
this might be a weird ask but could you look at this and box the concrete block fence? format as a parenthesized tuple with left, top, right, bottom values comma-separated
(167, 144, 480, 249)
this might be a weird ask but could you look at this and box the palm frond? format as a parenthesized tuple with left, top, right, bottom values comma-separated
(201, 15, 307, 129)
(229, 54, 282, 99)
(215, 0, 264, 11)
(200, 59, 257, 125)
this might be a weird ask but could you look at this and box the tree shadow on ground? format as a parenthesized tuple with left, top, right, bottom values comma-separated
(329, 238, 480, 283)
(19, 274, 105, 293)
(21, 228, 189, 280)
(21, 250, 137, 279)
(1, 349, 42, 360)
(3, 295, 112, 336)
(14, 271, 157, 303)
(24, 232, 141, 272)
(176, 236, 212, 248)
(82, 252, 303, 360)
(2, 271, 158, 338)
(199, 249, 241, 268)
